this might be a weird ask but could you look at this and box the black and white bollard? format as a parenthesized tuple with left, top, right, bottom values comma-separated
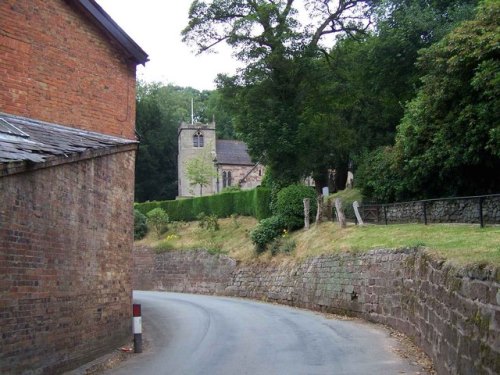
(132, 303, 143, 353)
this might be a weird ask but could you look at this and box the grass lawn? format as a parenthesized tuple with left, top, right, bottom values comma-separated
(136, 215, 500, 266)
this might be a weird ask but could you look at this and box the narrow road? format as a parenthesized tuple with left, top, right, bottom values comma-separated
(105, 291, 424, 375)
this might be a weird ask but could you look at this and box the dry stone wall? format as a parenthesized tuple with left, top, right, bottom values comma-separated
(133, 247, 500, 375)
(134, 248, 236, 295)
(364, 195, 500, 224)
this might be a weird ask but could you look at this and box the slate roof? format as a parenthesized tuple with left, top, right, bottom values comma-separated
(0, 112, 137, 165)
(69, 0, 148, 65)
(216, 140, 254, 166)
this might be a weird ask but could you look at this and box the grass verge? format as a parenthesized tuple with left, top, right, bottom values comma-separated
(136, 216, 500, 266)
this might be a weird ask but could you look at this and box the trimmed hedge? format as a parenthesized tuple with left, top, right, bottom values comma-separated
(134, 188, 272, 221)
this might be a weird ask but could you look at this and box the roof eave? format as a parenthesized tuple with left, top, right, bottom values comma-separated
(1, 143, 138, 178)
(67, 0, 149, 65)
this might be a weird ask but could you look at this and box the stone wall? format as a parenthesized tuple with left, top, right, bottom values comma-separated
(362, 195, 500, 225)
(134, 248, 237, 295)
(1, 151, 136, 374)
(0, 0, 137, 139)
(134, 247, 500, 375)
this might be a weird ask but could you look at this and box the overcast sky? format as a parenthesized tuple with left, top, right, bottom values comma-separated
(96, 0, 242, 91)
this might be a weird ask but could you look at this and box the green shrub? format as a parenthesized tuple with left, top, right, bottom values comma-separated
(253, 187, 272, 220)
(250, 215, 286, 253)
(197, 212, 220, 231)
(146, 208, 169, 238)
(275, 184, 317, 230)
(134, 209, 148, 240)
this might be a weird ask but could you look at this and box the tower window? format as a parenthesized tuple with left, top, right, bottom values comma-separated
(193, 132, 204, 147)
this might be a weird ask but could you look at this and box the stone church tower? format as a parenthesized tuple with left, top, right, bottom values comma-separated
(178, 121, 217, 197)
(178, 120, 265, 198)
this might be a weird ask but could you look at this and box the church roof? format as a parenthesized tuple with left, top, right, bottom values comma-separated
(216, 140, 254, 166)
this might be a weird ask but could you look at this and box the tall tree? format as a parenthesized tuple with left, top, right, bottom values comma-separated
(357, 0, 499, 201)
(301, 0, 479, 192)
(183, 0, 374, 187)
(394, 0, 499, 198)
(184, 147, 217, 196)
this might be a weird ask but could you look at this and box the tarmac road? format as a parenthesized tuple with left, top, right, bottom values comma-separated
(104, 291, 425, 375)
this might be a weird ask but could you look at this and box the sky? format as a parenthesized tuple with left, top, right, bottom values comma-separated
(96, 0, 242, 91)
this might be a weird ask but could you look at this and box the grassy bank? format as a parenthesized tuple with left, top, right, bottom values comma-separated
(136, 217, 500, 266)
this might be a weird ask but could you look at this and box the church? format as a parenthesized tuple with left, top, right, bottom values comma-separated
(178, 121, 264, 197)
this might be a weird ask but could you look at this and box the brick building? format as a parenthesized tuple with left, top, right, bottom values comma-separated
(0, 1, 147, 373)
(177, 121, 264, 197)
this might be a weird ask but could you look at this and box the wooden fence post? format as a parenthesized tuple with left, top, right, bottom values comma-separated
(303, 198, 310, 230)
(479, 197, 484, 228)
(353, 201, 364, 226)
(334, 198, 347, 228)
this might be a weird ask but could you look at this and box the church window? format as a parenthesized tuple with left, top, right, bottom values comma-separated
(222, 171, 227, 188)
(193, 131, 204, 147)
(222, 171, 232, 187)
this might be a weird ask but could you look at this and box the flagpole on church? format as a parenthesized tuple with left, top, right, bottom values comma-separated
(191, 98, 194, 124)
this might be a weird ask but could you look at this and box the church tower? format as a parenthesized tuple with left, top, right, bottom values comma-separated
(177, 121, 217, 197)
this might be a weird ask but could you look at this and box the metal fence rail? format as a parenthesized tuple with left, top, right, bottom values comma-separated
(357, 194, 500, 227)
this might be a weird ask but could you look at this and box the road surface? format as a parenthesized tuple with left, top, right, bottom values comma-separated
(104, 291, 425, 375)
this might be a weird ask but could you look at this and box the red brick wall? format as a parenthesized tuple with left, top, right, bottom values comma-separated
(0, 150, 136, 374)
(0, 0, 137, 139)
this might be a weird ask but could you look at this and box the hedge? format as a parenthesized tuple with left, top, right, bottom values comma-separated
(134, 187, 272, 221)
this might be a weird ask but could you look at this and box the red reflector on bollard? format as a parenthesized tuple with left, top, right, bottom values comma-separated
(133, 303, 141, 317)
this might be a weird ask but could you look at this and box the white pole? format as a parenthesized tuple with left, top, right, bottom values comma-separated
(191, 98, 194, 124)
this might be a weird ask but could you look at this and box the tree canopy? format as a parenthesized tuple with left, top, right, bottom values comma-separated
(394, 0, 499, 198)
(357, 0, 499, 201)
(183, 0, 375, 188)
(182, 0, 481, 194)
(136, 0, 496, 203)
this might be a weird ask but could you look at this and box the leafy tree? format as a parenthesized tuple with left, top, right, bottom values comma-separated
(298, 0, 479, 193)
(183, 0, 375, 187)
(359, 0, 499, 201)
(394, 0, 499, 198)
(185, 147, 217, 196)
(146, 208, 169, 238)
